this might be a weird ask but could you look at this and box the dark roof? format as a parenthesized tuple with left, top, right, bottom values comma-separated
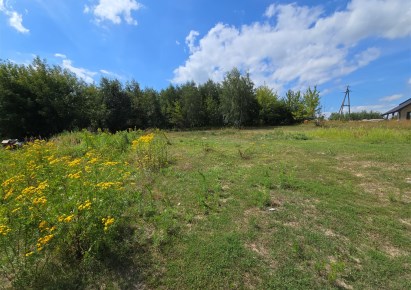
(382, 98, 411, 115)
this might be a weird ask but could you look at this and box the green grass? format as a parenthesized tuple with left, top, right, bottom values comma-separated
(1, 121, 410, 289)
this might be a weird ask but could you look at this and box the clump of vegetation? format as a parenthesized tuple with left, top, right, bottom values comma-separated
(0, 131, 169, 288)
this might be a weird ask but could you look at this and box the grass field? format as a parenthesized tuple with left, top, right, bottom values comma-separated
(1, 121, 410, 289)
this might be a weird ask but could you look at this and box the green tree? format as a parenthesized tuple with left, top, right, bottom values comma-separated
(220, 68, 258, 127)
(285, 89, 304, 122)
(199, 80, 223, 126)
(180, 81, 204, 128)
(100, 78, 131, 132)
(0, 58, 91, 138)
(302, 86, 321, 120)
(141, 88, 163, 128)
(256, 85, 277, 124)
(159, 85, 180, 128)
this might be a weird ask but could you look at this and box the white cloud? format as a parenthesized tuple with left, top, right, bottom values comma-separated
(61, 59, 97, 84)
(379, 94, 403, 102)
(100, 69, 124, 80)
(185, 30, 200, 53)
(54, 53, 67, 59)
(173, 0, 411, 90)
(264, 4, 276, 18)
(85, 0, 142, 25)
(408, 78, 411, 85)
(0, 1, 29, 33)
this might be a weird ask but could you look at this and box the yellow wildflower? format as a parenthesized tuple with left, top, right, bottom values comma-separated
(102, 161, 119, 166)
(11, 207, 20, 213)
(132, 133, 155, 149)
(88, 158, 98, 164)
(68, 158, 82, 167)
(37, 181, 48, 191)
(4, 188, 13, 200)
(85, 166, 92, 173)
(1, 174, 24, 187)
(63, 215, 75, 222)
(96, 182, 122, 190)
(0, 225, 11, 236)
(39, 221, 48, 231)
(49, 157, 60, 165)
(67, 171, 81, 179)
(102, 216, 115, 231)
(37, 234, 54, 249)
(78, 200, 92, 211)
(22, 186, 37, 196)
(32, 196, 47, 206)
(25, 251, 34, 257)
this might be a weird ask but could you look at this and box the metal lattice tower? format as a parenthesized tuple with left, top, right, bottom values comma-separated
(338, 86, 351, 119)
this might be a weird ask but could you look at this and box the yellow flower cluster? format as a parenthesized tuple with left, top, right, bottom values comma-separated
(25, 251, 34, 257)
(21, 181, 48, 196)
(132, 133, 155, 149)
(4, 188, 13, 200)
(1, 174, 25, 187)
(0, 225, 11, 236)
(78, 200, 92, 211)
(96, 182, 122, 190)
(38, 221, 56, 233)
(32, 196, 47, 206)
(88, 157, 98, 164)
(21, 186, 37, 196)
(16, 181, 49, 201)
(67, 171, 81, 179)
(102, 216, 115, 231)
(102, 161, 120, 166)
(58, 214, 75, 223)
(68, 158, 82, 167)
(37, 234, 54, 251)
(39, 221, 48, 231)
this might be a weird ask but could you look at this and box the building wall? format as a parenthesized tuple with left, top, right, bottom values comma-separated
(399, 103, 411, 120)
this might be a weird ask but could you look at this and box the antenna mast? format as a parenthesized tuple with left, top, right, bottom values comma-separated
(338, 85, 351, 119)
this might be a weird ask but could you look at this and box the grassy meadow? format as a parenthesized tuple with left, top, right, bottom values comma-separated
(1, 121, 410, 289)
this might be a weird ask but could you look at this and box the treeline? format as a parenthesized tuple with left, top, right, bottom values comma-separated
(328, 111, 383, 121)
(0, 58, 321, 138)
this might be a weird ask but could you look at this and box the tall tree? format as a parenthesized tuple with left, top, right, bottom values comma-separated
(0, 58, 90, 137)
(180, 81, 204, 128)
(302, 86, 321, 120)
(100, 78, 131, 132)
(285, 89, 304, 123)
(141, 88, 163, 128)
(220, 68, 258, 127)
(199, 80, 223, 127)
(159, 85, 180, 128)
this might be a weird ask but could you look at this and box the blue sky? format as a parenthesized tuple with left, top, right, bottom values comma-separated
(1, 0, 410, 115)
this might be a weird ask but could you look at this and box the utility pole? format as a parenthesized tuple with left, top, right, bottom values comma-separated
(338, 85, 351, 119)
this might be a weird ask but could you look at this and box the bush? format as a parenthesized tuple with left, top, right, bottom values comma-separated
(0, 130, 169, 287)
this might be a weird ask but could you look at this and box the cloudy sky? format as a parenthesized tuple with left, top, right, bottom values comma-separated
(1, 0, 410, 115)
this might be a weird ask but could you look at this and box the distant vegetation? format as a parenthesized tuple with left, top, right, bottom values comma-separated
(0, 57, 321, 138)
(328, 110, 383, 121)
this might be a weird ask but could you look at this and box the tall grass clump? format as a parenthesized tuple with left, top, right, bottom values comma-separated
(307, 121, 411, 144)
(131, 132, 168, 171)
